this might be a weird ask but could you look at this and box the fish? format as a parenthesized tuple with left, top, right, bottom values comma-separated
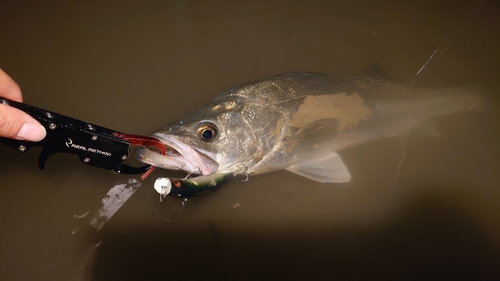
(136, 72, 482, 183)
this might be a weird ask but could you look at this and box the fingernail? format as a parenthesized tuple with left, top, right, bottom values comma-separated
(17, 123, 47, 142)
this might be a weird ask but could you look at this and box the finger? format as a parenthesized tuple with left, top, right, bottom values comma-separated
(0, 104, 47, 141)
(0, 69, 23, 102)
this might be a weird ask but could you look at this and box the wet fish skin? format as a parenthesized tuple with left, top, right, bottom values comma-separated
(136, 73, 482, 183)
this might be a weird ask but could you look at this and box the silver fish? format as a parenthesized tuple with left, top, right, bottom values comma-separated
(137, 73, 482, 183)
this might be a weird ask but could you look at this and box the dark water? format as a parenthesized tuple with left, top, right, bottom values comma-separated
(1, 0, 500, 280)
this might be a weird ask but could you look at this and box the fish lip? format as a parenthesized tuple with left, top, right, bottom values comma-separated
(135, 134, 219, 175)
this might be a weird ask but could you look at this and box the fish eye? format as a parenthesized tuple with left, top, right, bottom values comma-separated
(197, 123, 218, 141)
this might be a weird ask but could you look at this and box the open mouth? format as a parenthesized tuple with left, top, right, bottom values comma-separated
(135, 134, 218, 176)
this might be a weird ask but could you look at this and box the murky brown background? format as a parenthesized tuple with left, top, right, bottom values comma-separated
(1, 0, 500, 280)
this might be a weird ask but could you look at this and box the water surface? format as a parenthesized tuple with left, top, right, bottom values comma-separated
(1, 0, 499, 280)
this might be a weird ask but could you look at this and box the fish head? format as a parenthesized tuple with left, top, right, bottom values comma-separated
(136, 98, 258, 176)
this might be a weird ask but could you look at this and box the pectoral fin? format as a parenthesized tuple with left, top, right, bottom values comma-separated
(286, 152, 351, 183)
(287, 118, 339, 159)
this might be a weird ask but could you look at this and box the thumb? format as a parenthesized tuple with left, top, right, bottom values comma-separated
(0, 103, 47, 141)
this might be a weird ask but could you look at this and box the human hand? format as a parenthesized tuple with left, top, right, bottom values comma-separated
(0, 69, 46, 141)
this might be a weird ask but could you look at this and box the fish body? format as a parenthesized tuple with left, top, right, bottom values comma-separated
(137, 73, 481, 183)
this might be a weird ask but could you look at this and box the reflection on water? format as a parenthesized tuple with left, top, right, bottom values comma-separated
(1, 0, 499, 280)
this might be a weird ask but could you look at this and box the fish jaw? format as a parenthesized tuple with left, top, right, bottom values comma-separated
(135, 133, 219, 175)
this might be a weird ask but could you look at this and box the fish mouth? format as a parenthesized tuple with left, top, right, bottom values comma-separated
(135, 133, 219, 175)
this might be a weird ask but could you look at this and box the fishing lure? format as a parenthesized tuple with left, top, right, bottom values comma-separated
(154, 172, 234, 198)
